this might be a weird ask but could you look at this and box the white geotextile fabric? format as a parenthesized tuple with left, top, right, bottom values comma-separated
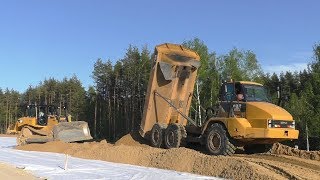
(0, 137, 217, 180)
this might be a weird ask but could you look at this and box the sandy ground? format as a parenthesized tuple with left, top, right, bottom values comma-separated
(0, 163, 37, 180)
(0, 134, 17, 137)
(15, 132, 320, 180)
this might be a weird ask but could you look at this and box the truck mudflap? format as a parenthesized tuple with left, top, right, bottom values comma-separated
(53, 121, 93, 142)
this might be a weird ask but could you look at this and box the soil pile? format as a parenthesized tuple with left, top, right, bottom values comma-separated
(16, 133, 320, 180)
(271, 143, 320, 160)
(17, 140, 268, 179)
(114, 132, 149, 147)
(17, 141, 71, 153)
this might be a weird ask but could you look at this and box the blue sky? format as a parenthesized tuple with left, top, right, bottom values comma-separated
(0, 0, 319, 92)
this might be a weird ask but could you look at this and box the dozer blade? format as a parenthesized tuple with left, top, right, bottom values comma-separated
(53, 121, 92, 142)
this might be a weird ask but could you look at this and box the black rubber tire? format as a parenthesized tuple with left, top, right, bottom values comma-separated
(150, 124, 164, 148)
(205, 123, 236, 155)
(164, 123, 182, 149)
(244, 144, 273, 154)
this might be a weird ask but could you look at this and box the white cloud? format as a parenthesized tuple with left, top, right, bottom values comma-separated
(263, 62, 308, 75)
(262, 51, 313, 75)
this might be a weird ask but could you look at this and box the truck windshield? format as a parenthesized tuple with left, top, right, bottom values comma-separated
(243, 85, 270, 102)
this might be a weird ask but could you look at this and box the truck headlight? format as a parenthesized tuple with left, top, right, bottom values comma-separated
(268, 119, 272, 128)
(288, 121, 295, 128)
(268, 120, 295, 128)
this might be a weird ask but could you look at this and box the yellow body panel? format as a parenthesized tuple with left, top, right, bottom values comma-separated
(246, 102, 293, 121)
(207, 116, 298, 144)
(245, 128, 299, 139)
(228, 101, 297, 144)
(227, 117, 252, 137)
(9, 116, 60, 134)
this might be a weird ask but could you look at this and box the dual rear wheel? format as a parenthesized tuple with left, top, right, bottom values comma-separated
(150, 123, 183, 149)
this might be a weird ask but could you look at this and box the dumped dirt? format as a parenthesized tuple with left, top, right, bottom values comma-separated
(17, 133, 320, 180)
(270, 143, 320, 160)
(114, 133, 149, 147)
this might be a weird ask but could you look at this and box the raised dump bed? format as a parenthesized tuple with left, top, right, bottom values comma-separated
(139, 43, 200, 148)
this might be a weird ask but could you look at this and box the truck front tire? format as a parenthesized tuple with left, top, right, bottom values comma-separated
(205, 123, 236, 155)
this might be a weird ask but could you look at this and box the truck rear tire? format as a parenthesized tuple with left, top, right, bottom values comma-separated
(164, 123, 182, 149)
(150, 124, 164, 148)
(205, 123, 236, 155)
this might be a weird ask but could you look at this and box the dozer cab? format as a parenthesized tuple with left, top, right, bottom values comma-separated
(140, 43, 299, 155)
(14, 104, 92, 145)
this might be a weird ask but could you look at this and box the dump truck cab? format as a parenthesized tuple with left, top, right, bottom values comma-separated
(200, 81, 299, 154)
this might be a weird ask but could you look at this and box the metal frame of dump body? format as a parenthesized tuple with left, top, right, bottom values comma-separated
(139, 43, 200, 138)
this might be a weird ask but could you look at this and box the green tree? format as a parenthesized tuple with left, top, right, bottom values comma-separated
(183, 38, 219, 124)
(217, 48, 263, 82)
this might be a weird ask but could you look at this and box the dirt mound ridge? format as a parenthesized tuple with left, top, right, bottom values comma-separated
(271, 143, 320, 160)
(16, 141, 70, 153)
(114, 132, 148, 147)
(16, 137, 271, 179)
(16, 134, 320, 179)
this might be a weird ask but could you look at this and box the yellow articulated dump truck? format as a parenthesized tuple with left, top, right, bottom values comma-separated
(140, 43, 299, 155)
(8, 104, 92, 145)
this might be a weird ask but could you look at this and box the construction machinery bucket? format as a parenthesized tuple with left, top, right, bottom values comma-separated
(53, 121, 92, 142)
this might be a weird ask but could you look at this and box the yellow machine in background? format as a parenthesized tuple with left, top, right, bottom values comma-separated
(140, 43, 299, 155)
(7, 104, 92, 145)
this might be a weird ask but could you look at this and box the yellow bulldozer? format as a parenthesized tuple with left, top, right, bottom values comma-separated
(7, 104, 92, 145)
(139, 43, 299, 155)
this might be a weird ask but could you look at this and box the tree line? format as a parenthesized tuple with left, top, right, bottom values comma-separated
(0, 39, 319, 149)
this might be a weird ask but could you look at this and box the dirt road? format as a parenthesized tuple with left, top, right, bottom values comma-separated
(16, 133, 320, 180)
(234, 154, 320, 180)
